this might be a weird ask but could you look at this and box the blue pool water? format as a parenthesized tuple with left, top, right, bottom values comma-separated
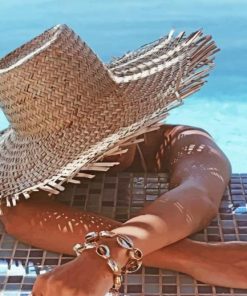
(0, 0, 246, 172)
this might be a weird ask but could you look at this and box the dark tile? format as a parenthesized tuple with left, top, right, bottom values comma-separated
(102, 201, 114, 206)
(222, 228, 236, 234)
(144, 267, 159, 274)
(44, 259, 59, 265)
(29, 250, 44, 257)
(220, 213, 234, 220)
(162, 285, 177, 293)
(7, 276, 23, 283)
(215, 286, 231, 293)
(21, 284, 33, 291)
(145, 276, 159, 284)
(207, 235, 221, 241)
(162, 276, 176, 284)
(14, 250, 28, 258)
(127, 284, 142, 293)
(233, 288, 247, 293)
(61, 258, 73, 264)
(239, 228, 247, 234)
(237, 221, 247, 226)
(104, 183, 116, 189)
(27, 259, 42, 265)
(198, 286, 212, 293)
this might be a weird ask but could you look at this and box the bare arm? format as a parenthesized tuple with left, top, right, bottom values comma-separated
(106, 124, 232, 263)
(2, 124, 243, 291)
(0, 124, 231, 257)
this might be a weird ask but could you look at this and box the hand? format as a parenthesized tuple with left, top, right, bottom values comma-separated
(188, 241, 247, 289)
(32, 249, 114, 296)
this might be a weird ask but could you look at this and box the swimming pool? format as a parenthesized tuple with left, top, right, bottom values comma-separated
(0, 0, 246, 172)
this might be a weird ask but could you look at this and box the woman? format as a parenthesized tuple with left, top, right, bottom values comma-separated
(0, 25, 246, 296)
(2, 123, 247, 296)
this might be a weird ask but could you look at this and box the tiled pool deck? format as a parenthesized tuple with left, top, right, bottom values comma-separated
(0, 172, 247, 296)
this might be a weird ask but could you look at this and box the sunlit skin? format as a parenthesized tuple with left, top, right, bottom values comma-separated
(1, 123, 247, 296)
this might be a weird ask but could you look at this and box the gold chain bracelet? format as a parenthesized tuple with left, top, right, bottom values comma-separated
(73, 230, 143, 295)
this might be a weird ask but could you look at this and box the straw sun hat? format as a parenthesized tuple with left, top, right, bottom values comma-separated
(0, 24, 218, 206)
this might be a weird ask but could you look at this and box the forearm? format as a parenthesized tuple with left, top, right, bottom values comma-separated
(0, 196, 121, 255)
(111, 178, 216, 258)
(0, 195, 207, 277)
(0, 194, 194, 271)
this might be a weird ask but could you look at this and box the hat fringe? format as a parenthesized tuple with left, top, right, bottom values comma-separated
(107, 30, 218, 110)
(3, 121, 165, 207)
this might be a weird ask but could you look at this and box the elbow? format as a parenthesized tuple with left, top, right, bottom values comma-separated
(0, 214, 14, 236)
(201, 195, 219, 225)
(194, 191, 219, 230)
(1, 214, 28, 242)
(224, 154, 232, 184)
(181, 183, 219, 230)
(0, 205, 21, 237)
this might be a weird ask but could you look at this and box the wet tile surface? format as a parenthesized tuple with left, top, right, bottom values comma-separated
(0, 172, 247, 295)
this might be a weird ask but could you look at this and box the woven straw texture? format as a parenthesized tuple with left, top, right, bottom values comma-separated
(0, 24, 218, 205)
(0, 172, 247, 296)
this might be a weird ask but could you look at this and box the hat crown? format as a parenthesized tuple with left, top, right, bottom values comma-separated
(0, 25, 115, 136)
